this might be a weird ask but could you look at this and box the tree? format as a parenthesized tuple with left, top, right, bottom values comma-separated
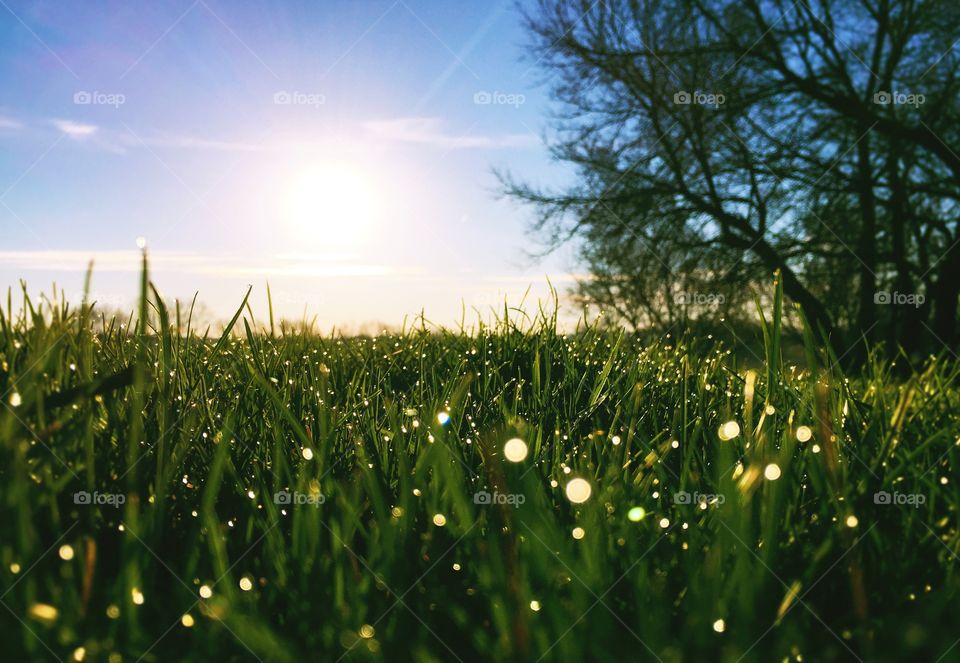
(504, 0, 960, 356)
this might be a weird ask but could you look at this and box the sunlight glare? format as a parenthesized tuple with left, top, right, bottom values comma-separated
(283, 162, 379, 246)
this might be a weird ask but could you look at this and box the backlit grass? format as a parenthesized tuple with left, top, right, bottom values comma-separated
(1, 262, 958, 662)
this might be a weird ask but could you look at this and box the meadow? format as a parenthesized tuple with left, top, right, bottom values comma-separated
(1, 262, 958, 662)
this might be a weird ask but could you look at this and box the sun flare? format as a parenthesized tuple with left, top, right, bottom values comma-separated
(283, 162, 379, 246)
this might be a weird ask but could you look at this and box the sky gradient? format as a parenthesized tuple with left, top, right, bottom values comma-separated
(0, 0, 578, 328)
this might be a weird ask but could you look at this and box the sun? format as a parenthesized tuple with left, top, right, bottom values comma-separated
(283, 162, 379, 247)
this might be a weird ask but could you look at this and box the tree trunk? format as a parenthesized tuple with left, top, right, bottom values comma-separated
(886, 146, 924, 355)
(931, 228, 960, 350)
(854, 128, 879, 353)
(749, 239, 840, 354)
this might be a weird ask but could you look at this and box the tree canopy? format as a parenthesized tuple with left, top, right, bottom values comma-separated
(505, 0, 960, 358)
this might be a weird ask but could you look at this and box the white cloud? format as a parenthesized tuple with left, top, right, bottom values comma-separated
(0, 250, 196, 272)
(0, 250, 401, 279)
(119, 131, 268, 152)
(364, 117, 538, 149)
(43, 118, 536, 155)
(0, 116, 23, 130)
(52, 119, 98, 138)
(484, 273, 586, 285)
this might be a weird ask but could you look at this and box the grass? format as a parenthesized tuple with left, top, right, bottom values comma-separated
(1, 261, 958, 662)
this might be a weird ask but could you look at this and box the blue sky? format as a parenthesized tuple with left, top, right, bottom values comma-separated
(0, 0, 578, 327)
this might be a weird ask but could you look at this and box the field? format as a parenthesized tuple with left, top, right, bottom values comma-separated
(1, 265, 958, 662)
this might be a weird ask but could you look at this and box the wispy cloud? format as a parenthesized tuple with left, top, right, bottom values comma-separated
(118, 131, 269, 153)
(364, 117, 538, 149)
(0, 116, 23, 130)
(52, 119, 98, 139)
(6, 116, 536, 153)
(484, 273, 585, 285)
(0, 250, 403, 279)
(0, 251, 574, 288)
